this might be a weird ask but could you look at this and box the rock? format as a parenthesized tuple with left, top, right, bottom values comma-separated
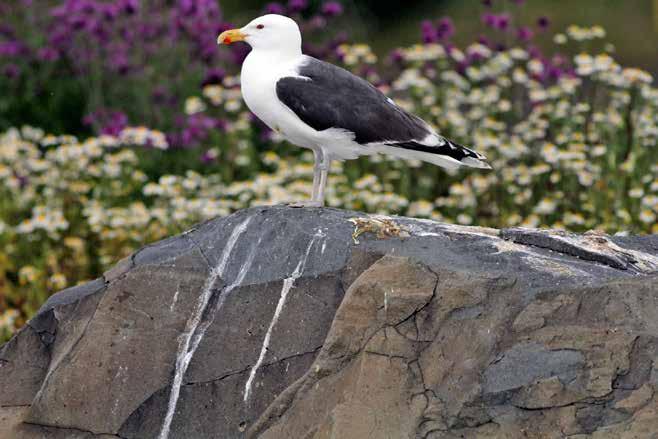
(614, 384, 654, 412)
(1, 206, 657, 438)
(249, 255, 436, 439)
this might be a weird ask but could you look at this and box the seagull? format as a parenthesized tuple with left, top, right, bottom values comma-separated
(218, 14, 491, 207)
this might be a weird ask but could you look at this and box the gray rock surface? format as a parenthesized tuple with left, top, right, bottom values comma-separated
(1, 206, 657, 438)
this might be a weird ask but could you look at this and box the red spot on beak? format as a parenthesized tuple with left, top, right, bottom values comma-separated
(224, 37, 232, 44)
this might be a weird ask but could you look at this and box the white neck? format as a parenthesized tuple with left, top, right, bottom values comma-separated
(247, 45, 302, 65)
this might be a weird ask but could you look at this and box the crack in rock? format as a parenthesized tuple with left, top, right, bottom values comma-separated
(184, 346, 323, 387)
(501, 228, 658, 273)
(22, 421, 127, 438)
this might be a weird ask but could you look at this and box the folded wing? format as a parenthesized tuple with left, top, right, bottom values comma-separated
(276, 56, 491, 169)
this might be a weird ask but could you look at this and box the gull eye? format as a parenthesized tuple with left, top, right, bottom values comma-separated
(256, 24, 264, 30)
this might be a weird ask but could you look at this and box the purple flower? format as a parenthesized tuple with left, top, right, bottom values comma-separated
(0, 41, 24, 57)
(83, 109, 128, 136)
(421, 20, 438, 43)
(288, 0, 308, 13)
(17, 174, 29, 189)
(482, 12, 511, 30)
(202, 67, 225, 86)
(136, 23, 153, 39)
(179, 113, 217, 146)
(469, 51, 486, 62)
(200, 42, 217, 62)
(548, 66, 562, 80)
(389, 49, 404, 63)
(79, 1, 96, 15)
(101, 4, 120, 20)
(69, 15, 87, 31)
(260, 126, 276, 142)
(121, 0, 138, 14)
(177, 0, 196, 16)
(215, 118, 229, 132)
(0, 24, 15, 38)
(321, 1, 343, 17)
(151, 86, 167, 104)
(200, 149, 218, 164)
(436, 17, 454, 40)
(103, 113, 128, 136)
(109, 51, 130, 74)
(330, 31, 349, 48)
(552, 54, 567, 66)
(482, 0, 493, 7)
(537, 16, 550, 30)
(308, 15, 327, 30)
(455, 60, 469, 75)
(3, 63, 19, 78)
(516, 26, 533, 42)
(477, 35, 490, 46)
(2, 0, 351, 146)
(50, 3, 67, 19)
(528, 45, 542, 58)
(265, 2, 286, 14)
(37, 47, 60, 61)
(216, 22, 235, 35)
(496, 13, 510, 30)
(482, 12, 510, 30)
(481, 13, 497, 27)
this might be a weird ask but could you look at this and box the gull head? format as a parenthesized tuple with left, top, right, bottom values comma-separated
(217, 14, 301, 54)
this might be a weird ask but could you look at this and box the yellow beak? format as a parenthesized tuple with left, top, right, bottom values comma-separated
(217, 29, 246, 45)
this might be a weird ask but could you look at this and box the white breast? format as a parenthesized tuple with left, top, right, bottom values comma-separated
(241, 53, 318, 147)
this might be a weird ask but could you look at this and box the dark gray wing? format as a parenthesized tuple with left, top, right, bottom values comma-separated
(276, 57, 429, 145)
(276, 56, 486, 163)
